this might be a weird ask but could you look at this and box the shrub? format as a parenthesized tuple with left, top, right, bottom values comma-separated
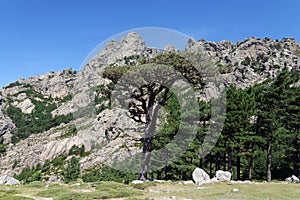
(241, 57, 251, 66)
(63, 156, 80, 183)
(82, 166, 136, 184)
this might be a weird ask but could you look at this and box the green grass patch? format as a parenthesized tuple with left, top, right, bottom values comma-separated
(0, 188, 29, 200)
(2, 181, 300, 200)
(36, 181, 144, 199)
(37, 187, 70, 197)
(26, 181, 46, 188)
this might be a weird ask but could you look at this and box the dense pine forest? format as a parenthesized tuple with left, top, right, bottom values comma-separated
(163, 67, 300, 182)
(100, 53, 300, 182)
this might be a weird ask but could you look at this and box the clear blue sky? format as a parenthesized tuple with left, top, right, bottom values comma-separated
(0, 0, 299, 88)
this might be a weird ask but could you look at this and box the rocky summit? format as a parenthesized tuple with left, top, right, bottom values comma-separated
(0, 32, 299, 181)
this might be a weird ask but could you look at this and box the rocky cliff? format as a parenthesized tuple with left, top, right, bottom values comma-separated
(0, 32, 299, 178)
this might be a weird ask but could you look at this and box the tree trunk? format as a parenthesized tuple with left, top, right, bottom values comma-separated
(209, 153, 213, 177)
(248, 156, 253, 180)
(163, 152, 169, 180)
(215, 152, 221, 172)
(237, 154, 241, 180)
(266, 140, 272, 182)
(228, 146, 233, 173)
(199, 158, 203, 168)
(138, 104, 160, 180)
(236, 145, 241, 180)
(182, 171, 187, 180)
(293, 139, 300, 177)
(138, 137, 152, 180)
(157, 171, 161, 180)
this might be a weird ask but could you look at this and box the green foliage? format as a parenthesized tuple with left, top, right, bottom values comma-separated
(3, 81, 22, 89)
(52, 155, 67, 167)
(82, 169, 102, 182)
(68, 144, 86, 157)
(146, 68, 299, 182)
(296, 50, 300, 58)
(7, 101, 73, 143)
(6, 54, 300, 183)
(4, 83, 74, 144)
(0, 143, 7, 156)
(273, 64, 281, 69)
(102, 65, 131, 83)
(60, 125, 78, 138)
(82, 166, 136, 184)
(241, 57, 251, 66)
(60, 94, 73, 103)
(13, 165, 42, 183)
(63, 156, 80, 183)
(36, 182, 143, 200)
(218, 63, 234, 74)
(93, 83, 114, 114)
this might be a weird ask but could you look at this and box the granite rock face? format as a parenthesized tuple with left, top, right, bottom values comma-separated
(0, 95, 15, 144)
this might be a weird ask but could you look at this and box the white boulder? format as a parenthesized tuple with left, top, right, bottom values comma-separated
(131, 180, 144, 184)
(216, 170, 231, 181)
(0, 175, 20, 185)
(192, 168, 210, 184)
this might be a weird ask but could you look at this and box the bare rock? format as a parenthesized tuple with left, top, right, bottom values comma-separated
(164, 45, 177, 52)
(0, 175, 20, 185)
(0, 95, 15, 143)
(183, 180, 194, 185)
(90, 32, 146, 66)
(216, 170, 231, 181)
(192, 168, 210, 184)
(286, 175, 300, 183)
(131, 180, 143, 184)
(292, 175, 299, 182)
(185, 37, 197, 50)
(15, 99, 35, 114)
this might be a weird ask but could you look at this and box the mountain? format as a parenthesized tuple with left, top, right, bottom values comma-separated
(0, 32, 299, 182)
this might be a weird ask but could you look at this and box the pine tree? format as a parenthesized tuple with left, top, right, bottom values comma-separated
(102, 52, 205, 180)
(63, 156, 80, 183)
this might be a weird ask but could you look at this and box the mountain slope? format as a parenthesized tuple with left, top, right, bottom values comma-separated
(0, 33, 299, 180)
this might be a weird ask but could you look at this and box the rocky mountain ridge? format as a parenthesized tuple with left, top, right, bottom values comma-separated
(0, 32, 299, 178)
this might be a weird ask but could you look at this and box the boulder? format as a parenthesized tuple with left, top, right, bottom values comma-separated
(0, 175, 20, 185)
(131, 180, 143, 184)
(292, 175, 299, 183)
(285, 177, 292, 183)
(286, 175, 300, 183)
(192, 168, 210, 184)
(48, 175, 59, 183)
(216, 170, 231, 181)
(183, 180, 194, 185)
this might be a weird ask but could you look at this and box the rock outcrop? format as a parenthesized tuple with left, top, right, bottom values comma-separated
(0, 175, 20, 185)
(186, 36, 300, 92)
(91, 32, 146, 65)
(0, 95, 15, 144)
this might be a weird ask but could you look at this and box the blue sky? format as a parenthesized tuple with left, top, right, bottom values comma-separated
(0, 0, 299, 88)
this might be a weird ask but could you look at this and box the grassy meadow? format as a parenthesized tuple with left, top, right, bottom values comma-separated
(0, 180, 300, 200)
